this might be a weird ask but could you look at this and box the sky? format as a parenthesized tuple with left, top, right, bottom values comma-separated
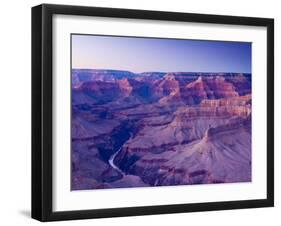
(72, 34, 251, 73)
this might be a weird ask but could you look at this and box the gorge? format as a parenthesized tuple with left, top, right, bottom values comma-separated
(71, 69, 252, 190)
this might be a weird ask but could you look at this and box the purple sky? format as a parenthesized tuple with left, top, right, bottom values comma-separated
(72, 34, 251, 73)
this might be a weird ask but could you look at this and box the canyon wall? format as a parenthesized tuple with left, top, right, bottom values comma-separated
(71, 69, 252, 190)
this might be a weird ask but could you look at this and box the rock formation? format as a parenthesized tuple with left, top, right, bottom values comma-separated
(71, 69, 252, 190)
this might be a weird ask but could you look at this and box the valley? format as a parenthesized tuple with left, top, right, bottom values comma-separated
(71, 69, 252, 190)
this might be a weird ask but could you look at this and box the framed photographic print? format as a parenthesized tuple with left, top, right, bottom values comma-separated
(32, 4, 274, 221)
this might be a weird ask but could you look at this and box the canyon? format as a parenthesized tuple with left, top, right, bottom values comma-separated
(71, 69, 252, 190)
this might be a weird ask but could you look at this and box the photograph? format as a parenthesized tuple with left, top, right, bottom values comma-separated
(31, 3, 274, 221)
(71, 34, 252, 190)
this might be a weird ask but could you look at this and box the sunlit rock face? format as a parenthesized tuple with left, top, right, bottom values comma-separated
(71, 69, 252, 190)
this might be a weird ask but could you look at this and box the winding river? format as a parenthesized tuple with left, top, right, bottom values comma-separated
(108, 146, 124, 175)
(108, 133, 133, 176)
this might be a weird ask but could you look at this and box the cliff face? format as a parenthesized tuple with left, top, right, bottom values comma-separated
(71, 69, 252, 190)
(113, 103, 251, 185)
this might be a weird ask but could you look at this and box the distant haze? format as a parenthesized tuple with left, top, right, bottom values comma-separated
(72, 34, 251, 73)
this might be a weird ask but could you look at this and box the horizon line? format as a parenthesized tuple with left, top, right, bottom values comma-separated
(72, 68, 251, 74)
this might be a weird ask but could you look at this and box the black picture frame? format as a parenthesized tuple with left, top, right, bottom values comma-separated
(32, 3, 274, 222)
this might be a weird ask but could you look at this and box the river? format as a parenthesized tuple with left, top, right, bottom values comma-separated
(108, 133, 133, 176)
(108, 146, 124, 175)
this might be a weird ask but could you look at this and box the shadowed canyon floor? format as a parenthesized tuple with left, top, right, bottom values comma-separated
(71, 69, 252, 190)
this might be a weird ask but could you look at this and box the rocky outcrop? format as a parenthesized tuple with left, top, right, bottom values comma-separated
(183, 76, 239, 104)
(114, 116, 251, 186)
